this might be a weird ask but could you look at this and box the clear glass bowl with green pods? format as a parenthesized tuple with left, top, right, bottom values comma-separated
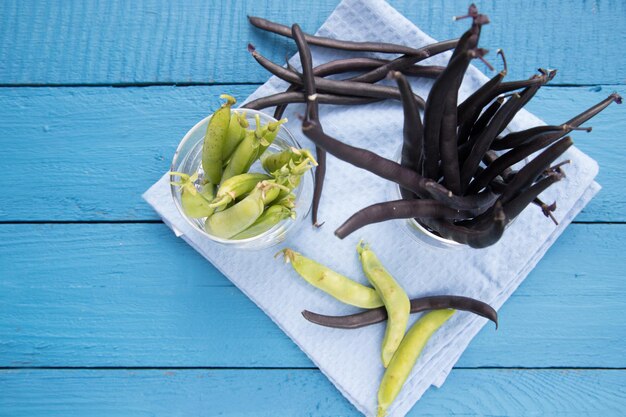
(170, 108, 313, 250)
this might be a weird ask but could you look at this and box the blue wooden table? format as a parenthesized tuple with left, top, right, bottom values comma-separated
(1, 1, 625, 415)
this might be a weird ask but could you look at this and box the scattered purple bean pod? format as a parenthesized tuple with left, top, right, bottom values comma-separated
(302, 295, 498, 329)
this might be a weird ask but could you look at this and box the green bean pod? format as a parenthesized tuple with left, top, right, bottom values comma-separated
(357, 241, 410, 368)
(377, 309, 455, 417)
(232, 200, 295, 240)
(261, 147, 317, 174)
(222, 110, 249, 161)
(210, 172, 271, 209)
(221, 127, 267, 184)
(170, 172, 215, 218)
(257, 117, 288, 158)
(280, 249, 384, 309)
(202, 94, 237, 184)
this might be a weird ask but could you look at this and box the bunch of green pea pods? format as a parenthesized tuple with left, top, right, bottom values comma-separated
(170, 95, 317, 239)
(281, 243, 496, 417)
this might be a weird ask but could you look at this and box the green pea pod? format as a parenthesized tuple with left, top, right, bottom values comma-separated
(280, 249, 384, 309)
(232, 203, 294, 240)
(272, 153, 318, 199)
(357, 241, 410, 368)
(257, 117, 288, 158)
(377, 309, 455, 417)
(202, 94, 236, 184)
(204, 181, 283, 238)
(261, 147, 316, 174)
(169, 172, 215, 218)
(210, 172, 271, 210)
(222, 110, 249, 161)
(221, 127, 266, 184)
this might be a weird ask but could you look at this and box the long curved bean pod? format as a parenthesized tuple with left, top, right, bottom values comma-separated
(498, 137, 573, 204)
(540, 92, 622, 143)
(302, 295, 498, 329)
(270, 60, 444, 119)
(248, 45, 426, 106)
(423, 49, 480, 179)
(457, 49, 507, 128)
(308, 57, 445, 79)
(301, 117, 499, 211)
(249, 15, 449, 55)
(468, 95, 504, 138)
(392, 71, 423, 196)
(460, 94, 523, 189)
(292, 24, 327, 227)
(377, 309, 455, 417)
(349, 39, 458, 84)
(335, 199, 472, 239)
(280, 249, 384, 309)
(466, 130, 574, 195)
(503, 171, 564, 222)
(491, 124, 572, 150)
(492, 71, 556, 96)
(243, 91, 380, 111)
(358, 242, 410, 367)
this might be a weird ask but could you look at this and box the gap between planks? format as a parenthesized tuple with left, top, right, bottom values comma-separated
(1, 366, 625, 371)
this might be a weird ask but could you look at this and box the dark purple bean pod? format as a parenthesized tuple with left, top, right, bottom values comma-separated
(272, 60, 444, 118)
(302, 295, 498, 330)
(466, 125, 582, 195)
(248, 45, 426, 106)
(248, 15, 446, 55)
(457, 96, 506, 163)
(348, 39, 459, 84)
(460, 93, 523, 190)
(309, 58, 445, 79)
(502, 171, 564, 223)
(540, 93, 622, 143)
(469, 95, 505, 137)
(242, 91, 380, 111)
(334, 199, 473, 239)
(498, 137, 573, 204)
(419, 201, 506, 248)
(492, 69, 557, 96)
(491, 124, 573, 150)
(292, 24, 326, 227)
(440, 92, 463, 193)
(422, 48, 480, 179)
(391, 71, 423, 196)
(300, 118, 499, 211)
(457, 49, 507, 127)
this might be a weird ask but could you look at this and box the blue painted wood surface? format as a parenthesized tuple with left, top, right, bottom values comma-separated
(0, 0, 625, 416)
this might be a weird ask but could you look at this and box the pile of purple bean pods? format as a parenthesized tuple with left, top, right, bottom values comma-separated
(243, 5, 621, 248)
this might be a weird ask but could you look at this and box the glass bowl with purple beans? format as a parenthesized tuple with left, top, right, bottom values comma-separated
(170, 96, 314, 250)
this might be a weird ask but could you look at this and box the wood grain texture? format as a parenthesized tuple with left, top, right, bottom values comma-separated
(0, 85, 623, 222)
(1, 0, 625, 85)
(1, 369, 624, 416)
(1, 223, 624, 368)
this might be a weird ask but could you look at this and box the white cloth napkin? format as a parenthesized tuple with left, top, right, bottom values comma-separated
(143, 0, 600, 415)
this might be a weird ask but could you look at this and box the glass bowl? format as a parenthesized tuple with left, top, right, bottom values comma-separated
(389, 146, 464, 249)
(170, 109, 313, 250)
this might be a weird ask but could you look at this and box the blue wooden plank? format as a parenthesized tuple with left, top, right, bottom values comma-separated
(1, 0, 625, 85)
(0, 85, 623, 221)
(1, 223, 625, 368)
(0, 369, 624, 416)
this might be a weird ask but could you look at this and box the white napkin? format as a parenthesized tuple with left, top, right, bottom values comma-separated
(143, 0, 600, 415)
